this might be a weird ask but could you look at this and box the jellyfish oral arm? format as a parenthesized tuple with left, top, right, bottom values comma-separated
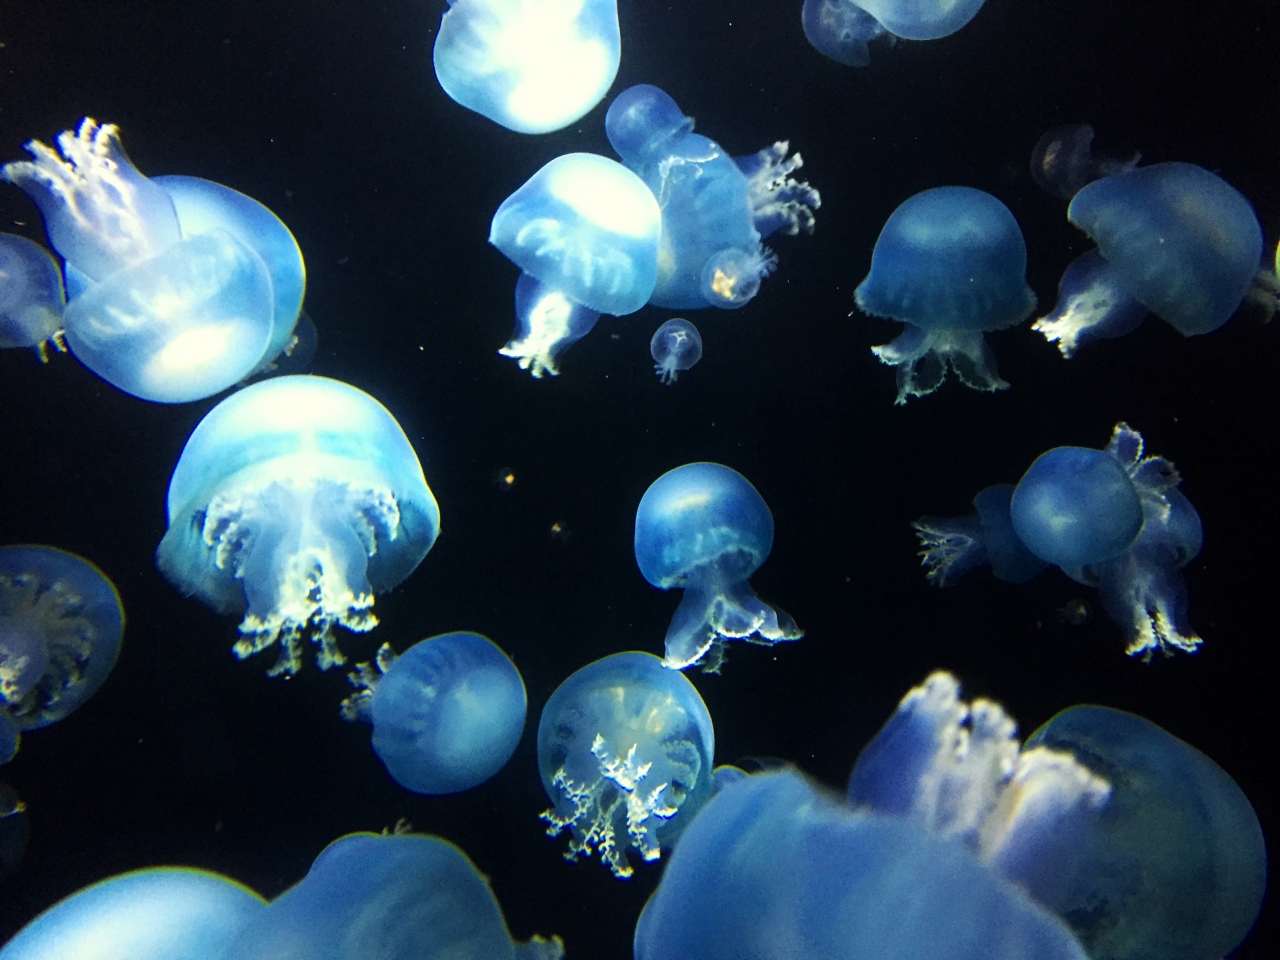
(872, 325, 1009, 404)
(736, 141, 821, 239)
(912, 513, 989, 586)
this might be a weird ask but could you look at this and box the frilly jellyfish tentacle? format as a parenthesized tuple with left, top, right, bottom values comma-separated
(1032, 249, 1149, 357)
(499, 272, 601, 378)
(872, 324, 1009, 404)
(0, 234, 66, 353)
(914, 485, 1048, 587)
(1243, 262, 1280, 322)
(735, 141, 821, 239)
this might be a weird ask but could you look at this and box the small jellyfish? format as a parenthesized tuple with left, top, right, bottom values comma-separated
(634, 463, 802, 671)
(155, 375, 440, 677)
(1030, 124, 1140, 201)
(913, 483, 1050, 587)
(801, 0, 887, 67)
(433, 0, 620, 135)
(489, 153, 661, 377)
(1055, 598, 1092, 626)
(855, 186, 1036, 403)
(605, 85, 820, 311)
(537, 651, 715, 878)
(340, 632, 526, 795)
(0, 867, 266, 960)
(0, 546, 124, 753)
(492, 468, 517, 491)
(649, 318, 702, 384)
(0, 234, 65, 356)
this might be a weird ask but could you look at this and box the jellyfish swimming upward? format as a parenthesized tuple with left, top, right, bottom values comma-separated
(0, 234, 65, 357)
(634, 462, 801, 671)
(156, 375, 440, 677)
(605, 84, 820, 311)
(649, 318, 702, 384)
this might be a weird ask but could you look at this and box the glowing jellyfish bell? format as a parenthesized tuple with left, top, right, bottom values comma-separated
(852, 0, 989, 41)
(801, 0, 886, 67)
(156, 375, 440, 677)
(0, 234, 65, 355)
(649, 318, 702, 384)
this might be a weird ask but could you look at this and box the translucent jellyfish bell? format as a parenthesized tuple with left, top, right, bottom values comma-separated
(1029, 124, 1140, 201)
(433, 0, 620, 135)
(634, 462, 802, 671)
(341, 632, 527, 795)
(913, 483, 1050, 587)
(852, 0, 988, 41)
(0, 234, 65, 354)
(649, 318, 702, 384)
(537, 651, 715, 878)
(856, 186, 1035, 403)
(801, 0, 887, 66)
(155, 375, 440, 677)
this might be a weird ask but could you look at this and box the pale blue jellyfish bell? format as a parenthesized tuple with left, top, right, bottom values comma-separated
(489, 153, 660, 377)
(851, 0, 988, 40)
(0, 234, 65, 357)
(537, 651, 714, 878)
(341, 631, 526, 794)
(855, 186, 1036, 403)
(1030, 124, 1140, 201)
(605, 84, 820, 311)
(801, 0, 887, 66)
(649, 318, 702, 384)
(433, 0, 620, 134)
(913, 483, 1049, 587)
(634, 462, 802, 671)
(156, 375, 440, 677)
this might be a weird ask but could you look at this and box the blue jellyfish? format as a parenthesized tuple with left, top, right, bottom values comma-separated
(2, 119, 305, 402)
(537, 651, 715, 878)
(155, 375, 440, 677)
(224, 831, 563, 960)
(1033, 162, 1265, 355)
(801, 0, 887, 67)
(0, 546, 124, 756)
(605, 85, 820, 311)
(1023, 706, 1267, 960)
(855, 186, 1036, 403)
(341, 632, 526, 795)
(913, 484, 1049, 587)
(433, 0, 620, 135)
(0, 867, 265, 960)
(649, 318, 702, 384)
(0, 234, 64, 357)
(634, 463, 802, 671)
(852, 0, 989, 40)
(1030, 124, 1141, 201)
(489, 153, 661, 377)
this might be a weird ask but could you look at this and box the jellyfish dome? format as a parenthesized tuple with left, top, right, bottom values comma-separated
(155, 375, 440, 677)
(634, 462, 802, 671)
(649, 318, 702, 384)
(0, 234, 64, 353)
(433, 0, 621, 135)
(856, 186, 1035, 403)
(537, 651, 715, 878)
(860, 0, 989, 40)
(341, 632, 527, 795)
(490, 153, 660, 377)
(0, 546, 123, 738)
(801, 0, 886, 67)
(0, 867, 266, 960)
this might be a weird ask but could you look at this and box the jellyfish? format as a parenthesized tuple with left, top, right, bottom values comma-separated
(0, 546, 124, 755)
(155, 375, 440, 677)
(2, 118, 305, 402)
(850, 0, 989, 40)
(0, 867, 266, 960)
(634, 462, 802, 671)
(340, 632, 526, 795)
(0, 234, 65, 357)
(1030, 124, 1140, 201)
(649, 318, 702, 384)
(1033, 162, 1267, 355)
(537, 651, 715, 878)
(605, 84, 820, 311)
(801, 0, 887, 67)
(912, 484, 1049, 587)
(433, 0, 620, 135)
(489, 153, 661, 377)
(223, 830, 563, 960)
(855, 186, 1036, 403)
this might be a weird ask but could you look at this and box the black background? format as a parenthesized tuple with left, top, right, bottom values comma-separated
(0, 1, 1276, 957)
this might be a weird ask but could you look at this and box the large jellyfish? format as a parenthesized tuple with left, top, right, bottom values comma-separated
(489, 153, 661, 377)
(0, 234, 64, 356)
(1033, 162, 1266, 356)
(2, 119, 305, 402)
(1029, 124, 1140, 201)
(341, 631, 526, 794)
(0, 546, 124, 758)
(155, 375, 440, 677)
(801, 0, 887, 67)
(605, 84, 820, 311)
(537, 651, 715, 878)
(649, 317, 702, 384)
(433, 0, 620, 135)
(224, 830, 563, 960)
(634, 462, 801, 671)
(855, 186, 1036, 403)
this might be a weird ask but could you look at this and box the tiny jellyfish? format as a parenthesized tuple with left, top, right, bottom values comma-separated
(1055, 598, 1092, 626)
(2, 120, 306, 402)
(649, 318, 702, 384)
(489, 153, 661, 377)
(0, 234, 64, 356)
(548, 519, 571, 540)
(0, 546, 124, 749)
(0, 867, 266, 960)
(0, 783, 28, 880)
(605, 84, 820, 311)
(634, 463, 802, 671)
(155, 375, 440, 677)
(855, 186, 1036, 403)
(801, 0, 887, 67)
(492, 468, 517, 491)
(537, 651, 715, 878)
(433, 0, 620, 135)
(223, 831, 563, 960)
(341, 632, 526, 795)
(1030, 124, 1140, 201)
(1034, 162, 1266, 355)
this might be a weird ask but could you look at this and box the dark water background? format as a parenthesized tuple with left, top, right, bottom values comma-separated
(1, 1, 1276, 957)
